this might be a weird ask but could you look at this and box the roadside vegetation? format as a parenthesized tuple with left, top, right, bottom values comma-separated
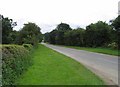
(1, 15, 43, 85)
(1, 14, 119, 85)
(15, 44, 104, 85)
(64, 46, 119, 56)
(1, 44, 33, 85)
(44, 16, 120, 53)
(2, 15, 43, 45)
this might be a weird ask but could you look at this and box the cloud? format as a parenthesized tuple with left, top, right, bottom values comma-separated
(1, 0, 119, 33)
(40, 24, 57, 33)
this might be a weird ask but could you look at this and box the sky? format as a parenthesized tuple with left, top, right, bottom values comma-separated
(0, 0, 120, 33)
(118, 1, 120, 15)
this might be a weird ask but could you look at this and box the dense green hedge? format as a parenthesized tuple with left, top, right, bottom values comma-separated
(2, 44, 33, 85)
(22, 44, 33, 51)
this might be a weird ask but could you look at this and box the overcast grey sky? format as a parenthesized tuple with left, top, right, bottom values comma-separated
(0, 0, 119, 33)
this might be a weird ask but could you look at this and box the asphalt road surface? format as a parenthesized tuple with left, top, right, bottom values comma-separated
(42, 43, 118, 85)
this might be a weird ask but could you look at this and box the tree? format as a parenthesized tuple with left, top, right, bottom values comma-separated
(112, 15, 120, 49)
(112, 15, 120, 32)
(56, 23, 72, 31)
(64, 28, 85, 46)
(8, 30, 19, 44)
(44, 32, 50, 42)
(55, 23, 72, 45)
(45, 23, 72, 45)
(55, 30, 65, 45)
(38, 32, 43, 43)
(85, 21, 112, 47)
(49, 30, 57, 44)
(44, 21, 115, 48)
(2, 15, 17, 44)
(18, 22, 42, 46)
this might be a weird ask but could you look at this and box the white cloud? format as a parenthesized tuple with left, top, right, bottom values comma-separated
(0, 0, 119, 33)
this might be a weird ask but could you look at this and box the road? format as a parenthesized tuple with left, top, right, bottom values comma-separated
(42, 43, 118, 85)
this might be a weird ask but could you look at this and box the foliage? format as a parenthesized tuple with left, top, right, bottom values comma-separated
(2, 15, 17, 44)
(55, 23, 72, 45)
(38, 33, 43, 43)
(45, 21, 115, 49)
(2, 45, 33, 85)
(85, 21, 112, 47)
(22, 44, 33, 51)
(64, 28, 85, 46)
(49, 30, 57, 44)
(112, 15, 120, 32)
(112, 15, 120, 49)
(107, 42, 118, 49)
(55, 30, 65, 45)
(1, 15, 43, 45)
(44, 23, 72, 45)
(17, 22, 42, 46)
(44, 32, 50, 43)
(56, 23, 72, 31)
(8, 30, 19, 44)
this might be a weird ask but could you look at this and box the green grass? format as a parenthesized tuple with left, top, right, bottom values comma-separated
(15, 44, 104, 85)
(61, 45, 119, 56)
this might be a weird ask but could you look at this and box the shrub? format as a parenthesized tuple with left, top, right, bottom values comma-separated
(108, 42, 118, 49)
(2, 45, 32, 85)
(22, 44, 33, 51)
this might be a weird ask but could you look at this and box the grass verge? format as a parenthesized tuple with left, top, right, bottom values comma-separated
(61, 45, 119, 56)
(15, 44, 104, 85)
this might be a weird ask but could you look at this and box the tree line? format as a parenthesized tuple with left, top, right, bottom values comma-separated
(44, 16, 120, 49)
(2, 15, 119, 49)
(2, 15, 43, 46)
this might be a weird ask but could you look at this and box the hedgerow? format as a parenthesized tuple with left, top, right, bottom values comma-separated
(2, 44, 33, 85)
(22, 44, 33, 51)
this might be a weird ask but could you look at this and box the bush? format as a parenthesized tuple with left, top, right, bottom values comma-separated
(22, 44, 33, 51)
(108, 42, 118, 49)
(2, 45, 32, 85)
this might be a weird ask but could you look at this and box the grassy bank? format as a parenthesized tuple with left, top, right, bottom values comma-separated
(61, 45, 119, 56)
(16, 44, 104, 85)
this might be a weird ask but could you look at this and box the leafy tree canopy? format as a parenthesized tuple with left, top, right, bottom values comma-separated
(2, 15, 17, 44)
(112, 15, 120, 32)
(56, 23, 72, 31)
(18, 22, 42, 46)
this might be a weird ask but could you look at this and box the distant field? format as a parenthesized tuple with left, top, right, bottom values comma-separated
(62, 46, 119, 56)
(15, 44, 104, 85)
